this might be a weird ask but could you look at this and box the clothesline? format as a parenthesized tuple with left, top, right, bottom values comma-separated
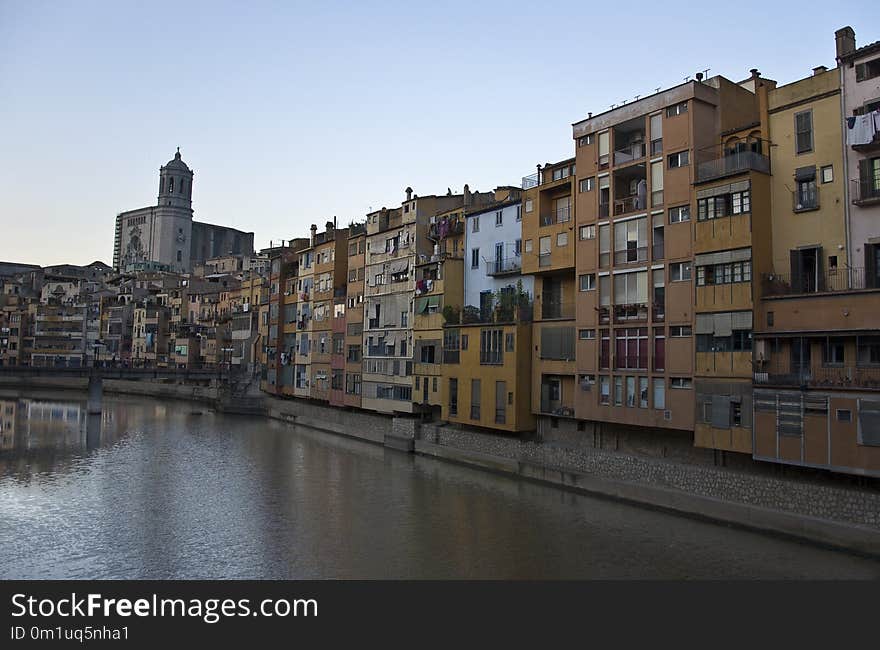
(845, 109, 880, 146)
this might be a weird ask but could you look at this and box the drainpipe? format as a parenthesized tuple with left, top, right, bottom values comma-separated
(838, 62, 852, 284)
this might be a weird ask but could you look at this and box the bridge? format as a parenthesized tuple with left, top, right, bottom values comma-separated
(0, 365, 239, 414)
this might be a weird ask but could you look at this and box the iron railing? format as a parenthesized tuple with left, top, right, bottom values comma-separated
(541, 206, 571, 226)
(761, 268, 868, 295)
(754, 365, 880, 390)
(613, 303, 648, 323)
(793, 186, 819, 212)
(852, 179, 880, 205)
(696, 151, 770, 181)
(487, 257, 522, 276)
(613, 140, 646, 166)
(541, 300, 576, 320)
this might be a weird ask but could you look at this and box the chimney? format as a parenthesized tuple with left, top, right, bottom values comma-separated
(835, 26, 856, 60)
(405, 187, 413, 201)
(463, 183, 471, 206)
(813, 65, 828, 76)
(750, 68, 760, 80)
(696, 72, 704, 82)
(309, 224, 317, 247)
(326, 220, 334, 235)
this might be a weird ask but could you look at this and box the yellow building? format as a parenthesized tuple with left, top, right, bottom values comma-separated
(441, 321, 534, 432)
(520, 158, 578, 424)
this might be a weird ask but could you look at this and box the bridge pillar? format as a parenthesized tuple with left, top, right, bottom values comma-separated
(87, 373, 103, 415)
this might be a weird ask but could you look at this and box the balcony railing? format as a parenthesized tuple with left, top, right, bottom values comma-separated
(696, 151, 770, 182)
(539, 397, 575, 417)
(761, 268, 868, 296)
(479, 349, 503, 365)
(613, 303, 648, 323)
(852, 179, 880, 206)
(487, 256, 522, 276)
(754, 365, 880, 390)
(541, 300, 575, 320)
(541, 206, 571, 226)
(614, 195, 647, 215)
(613, 140, 646, 166)
(522, 173, 539, 190)
(428, 220, 464, 240)
(613, 246, 648, 265)
(793, 186, 819, 212)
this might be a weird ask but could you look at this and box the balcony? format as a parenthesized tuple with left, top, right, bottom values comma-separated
(652, 302, 665, 322)
(613, 303, 648, 323)
(540, 299, 575, 320)
(612, 163, 647, 215)
(696, 151, 770, 182)
(487, 256, 522, 276)
(793, 186, 819, 212)
(522, 172, 539, 190)
(479, 349, 502, 365)
(428, 219, 464, 240)
(852, 179, 880, 206)
(761, 268, 868, 296)
(540, 206, 571, 226)
(754, 365, 880, 391)
(613, 140, 646, 167)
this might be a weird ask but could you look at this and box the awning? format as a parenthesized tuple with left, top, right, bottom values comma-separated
(695, 247, 751, 267)
(384, 333, 396, 345)
(696, 179, 750, 200)
(416, 297, 429, 314)
(795, 166, 816, 182)
(388, 260, 409, 274)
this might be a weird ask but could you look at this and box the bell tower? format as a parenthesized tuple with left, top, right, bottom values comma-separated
(157, 147, 194, 210)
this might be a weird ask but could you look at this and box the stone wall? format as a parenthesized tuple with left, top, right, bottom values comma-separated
(420, 423, 880, 530)
(264, 395, 391, 445)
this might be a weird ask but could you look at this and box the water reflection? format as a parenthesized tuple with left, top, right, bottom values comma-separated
(1, 392, 879, 580)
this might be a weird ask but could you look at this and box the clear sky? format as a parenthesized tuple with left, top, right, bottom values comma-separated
(0, 0, 868, 266)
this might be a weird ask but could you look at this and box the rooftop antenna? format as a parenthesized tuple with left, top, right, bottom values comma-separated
(634, 95, 640, 101)
(655, 87, 661, 93)
(684, 75, 691, 82)
(702, 67, 711, 78)
(610, 103, 617, 109)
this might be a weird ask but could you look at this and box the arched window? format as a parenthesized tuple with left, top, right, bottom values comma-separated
(747, 131, 762, 155)
(169, 178, 174, 193)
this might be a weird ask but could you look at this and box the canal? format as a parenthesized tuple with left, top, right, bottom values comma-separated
(1, 392, 878, 579)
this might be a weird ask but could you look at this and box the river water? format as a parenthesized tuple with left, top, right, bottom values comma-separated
(0, 393, 877, 579)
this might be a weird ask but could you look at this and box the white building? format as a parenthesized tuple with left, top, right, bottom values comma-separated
(463, 199, 533, 311)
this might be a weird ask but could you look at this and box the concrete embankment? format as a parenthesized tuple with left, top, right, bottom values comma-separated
(4, 375, 880, 557)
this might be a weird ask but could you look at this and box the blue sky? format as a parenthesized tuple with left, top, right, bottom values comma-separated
(0, 0, 868, 265)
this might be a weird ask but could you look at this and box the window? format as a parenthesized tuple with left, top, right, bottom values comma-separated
(525, 239, 533, 253)
(614, 327, 648, 369)
(505, 332, 515, 351)
(495, 211, 503, 226)
(448, 378, 458, 415)
(420, 344, 436, 364)
(598, 131, 610, 167)
(599, 224, 610, 267)
(822, 339, 845, 366)
(613, 270, 648, 306)
(461, 334, 468, 350)
(837, 409, 852, 422)
(639, 377, 649, 408)
(599, 376, 611, 404)
(669, 205, 690, 223)
(650, 113, 663, 154)
(821, 165, 833, 183)
(433, 377, 438, 393)
(857, 336, 880, 365)
(666, 101, 687, 117)
(667, 151, 689, 168)
(515, 239, 522, 256)
(552, 166, 571, 181)
(472, 217, 480, 233)
(795, 110, 813, 154)
(670, 377, 692, 389)
(578, 329, 596, 340)
(697, 190, 750, 220)
(471, 248, 480, 269)
(614, 376, 624, 406)
(696, 260, 752, 286)
(579, 177, 595, 193)
(479, 329, 503, 364)
(626, 376, 636, 407)
(177, 250, 182, 262)
(578, 134, 593, 147)
(579, 273, 596, 291)
(470, 379, 481, 420)
(651, 160, 664, 207)
(557, 232, 568, 247)
(653, 378, 665, 409)
(579, 224, 596, 240)
(670, 262, 692, 282)
(856, 57, 880, 82)
(669, 325, 692, 337)
(525, 199, 533, 213)
(516, 205, 522, 221)
(613, 216, 647, 264)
